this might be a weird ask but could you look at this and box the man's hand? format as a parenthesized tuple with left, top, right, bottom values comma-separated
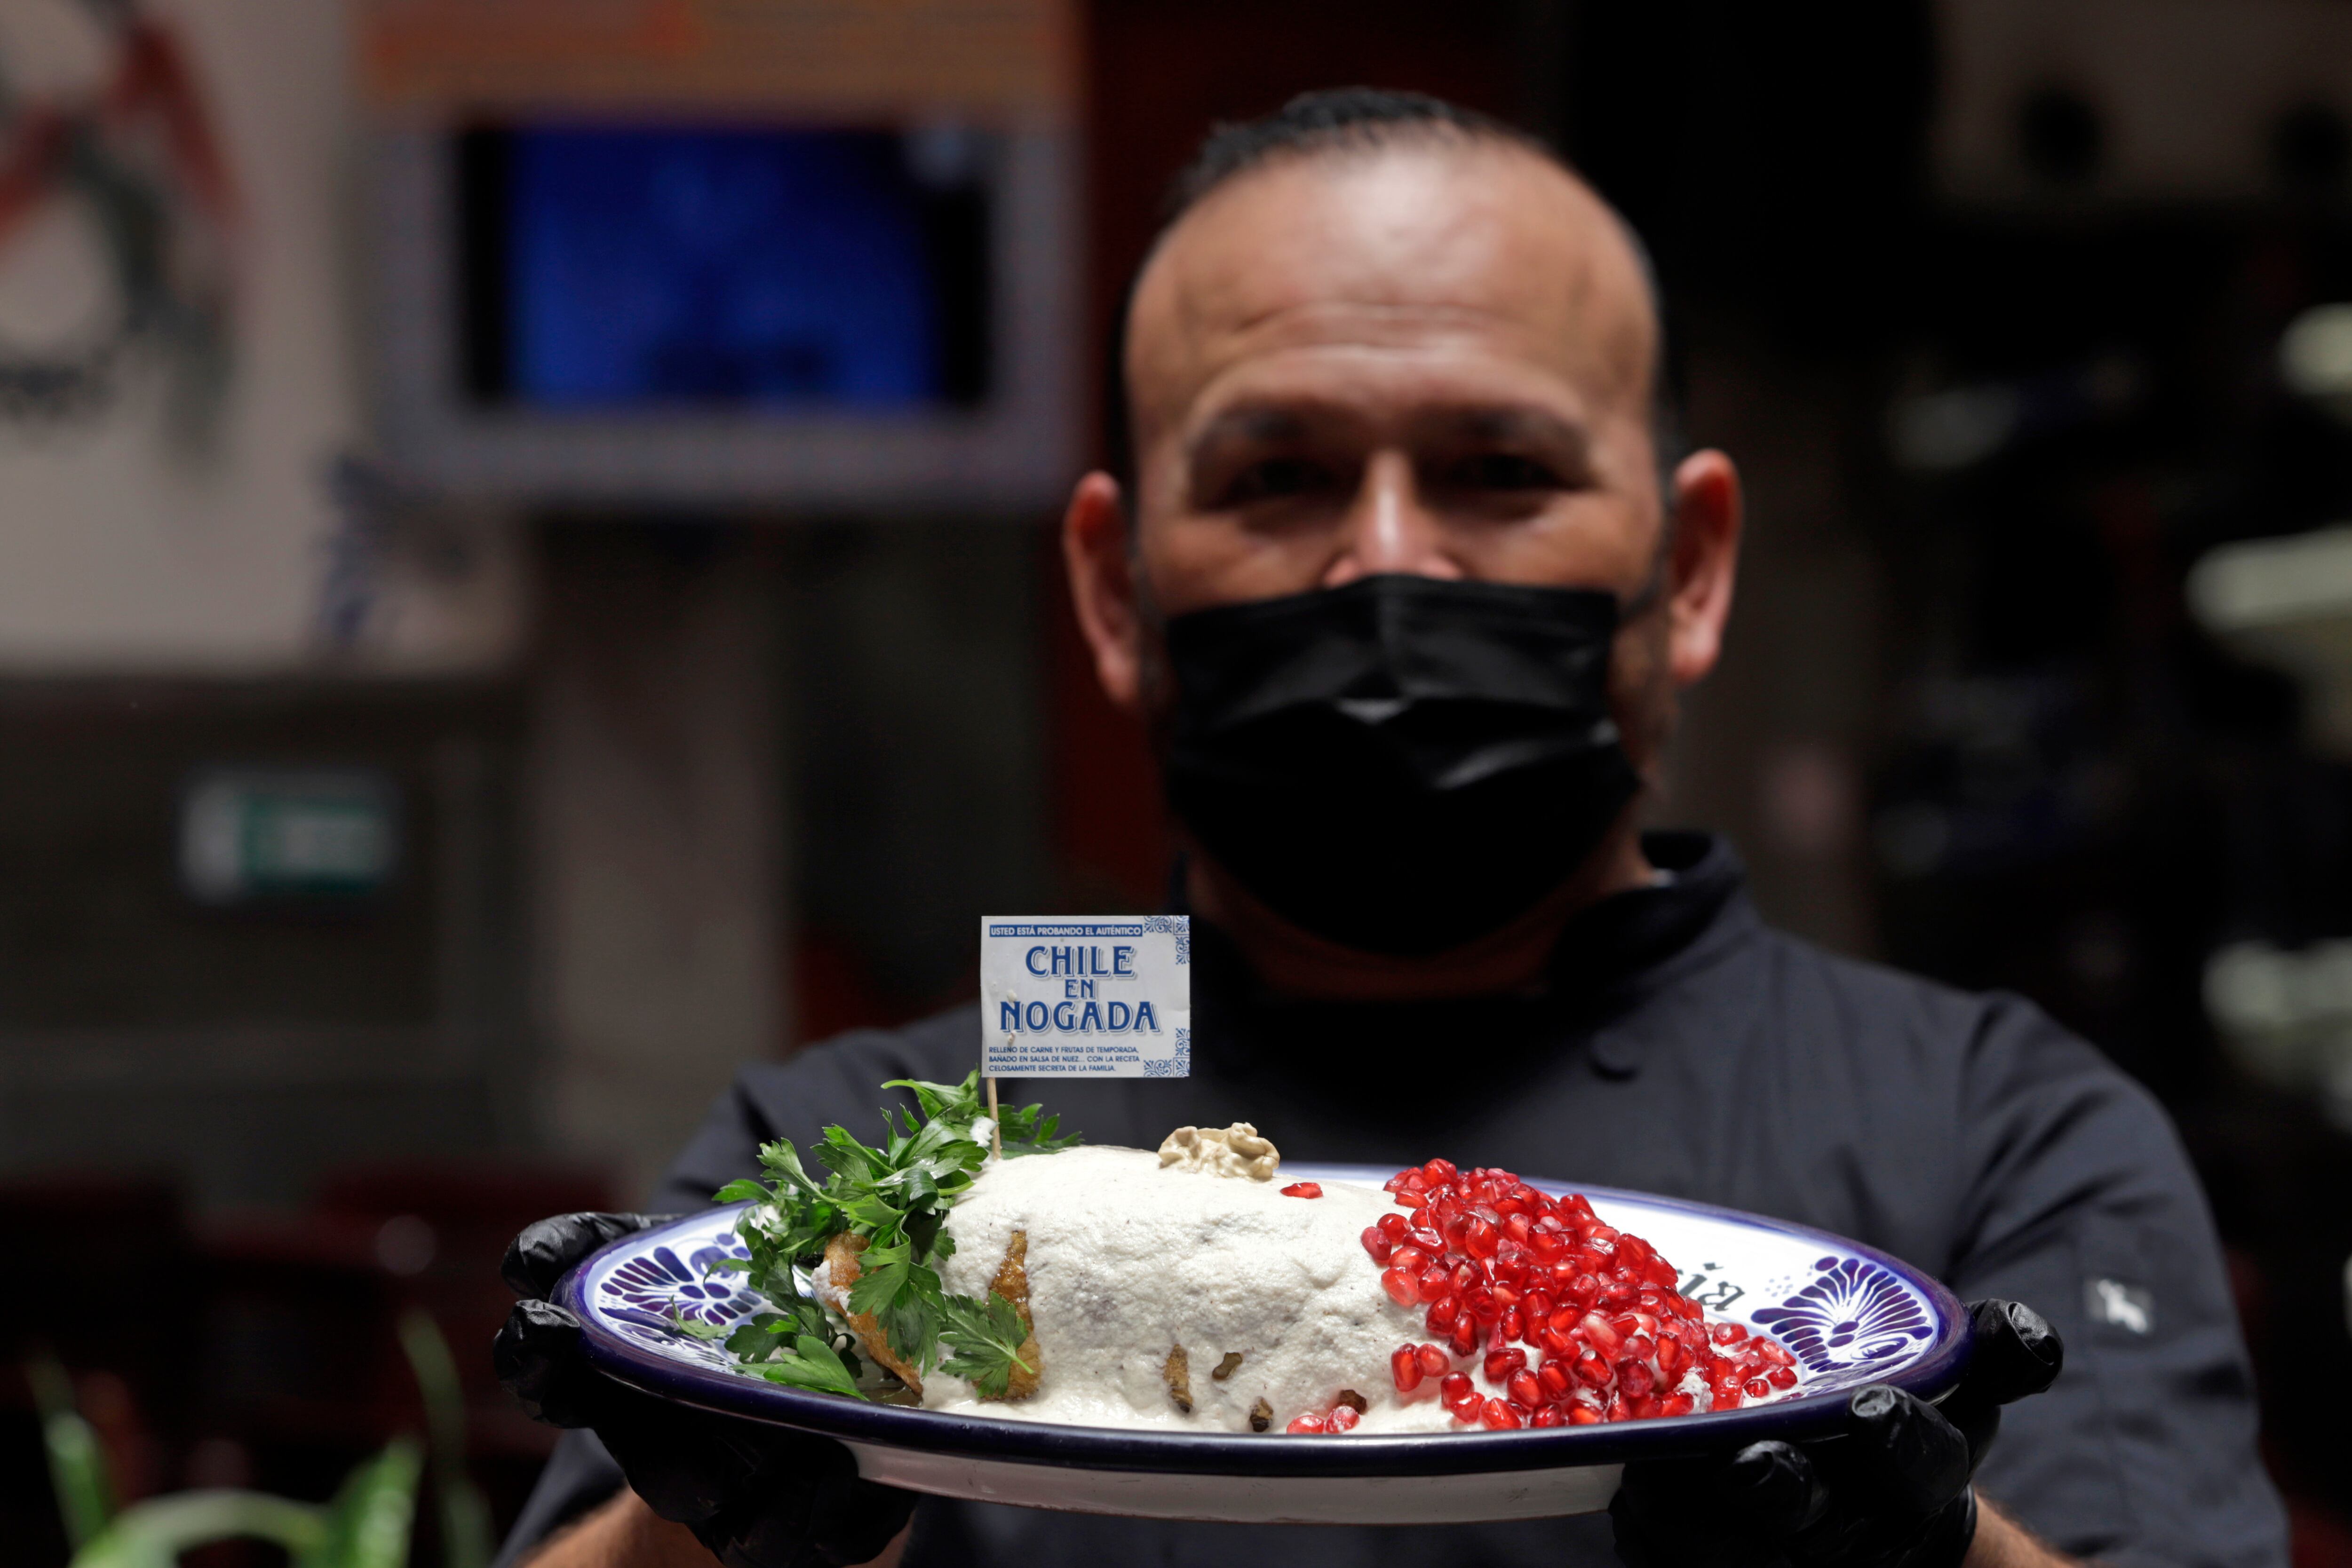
(1610, 1299, 2065, 1568)
(493, 1212, 918, 1568)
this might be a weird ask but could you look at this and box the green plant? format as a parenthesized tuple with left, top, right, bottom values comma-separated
(29, 1356, 114, 1552)
(68, 1441, 420, 1568)
(396, 1309, 493, 1568)
(31, 1304, 492, 1568)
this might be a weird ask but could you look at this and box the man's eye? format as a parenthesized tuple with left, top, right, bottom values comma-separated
(1224, 458, 1334, 504)
(1452, 453, 1561, 491)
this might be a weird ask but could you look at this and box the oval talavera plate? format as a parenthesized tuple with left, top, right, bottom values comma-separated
(559, 1164, 1968, 1526)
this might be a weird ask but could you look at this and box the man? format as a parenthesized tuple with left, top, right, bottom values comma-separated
(493, 91, 2285, 1568)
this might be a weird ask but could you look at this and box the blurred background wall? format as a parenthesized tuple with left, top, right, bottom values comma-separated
(8, 0, 2352, 1561)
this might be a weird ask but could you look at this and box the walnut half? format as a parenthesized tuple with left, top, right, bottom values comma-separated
(1157, 1123, 1281, 1181)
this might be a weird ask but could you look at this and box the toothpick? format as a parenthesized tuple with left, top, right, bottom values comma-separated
(986, 1070, 1004, 1160)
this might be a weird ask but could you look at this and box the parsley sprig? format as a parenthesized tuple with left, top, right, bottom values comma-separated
(708, 1071, 1075, 1400)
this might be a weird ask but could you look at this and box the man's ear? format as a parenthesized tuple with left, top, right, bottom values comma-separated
(1062, 470, 1148, 714)
(1664, 450, 1741, 687)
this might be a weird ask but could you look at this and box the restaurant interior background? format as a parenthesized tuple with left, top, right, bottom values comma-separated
(6, 0, 2352, 1561)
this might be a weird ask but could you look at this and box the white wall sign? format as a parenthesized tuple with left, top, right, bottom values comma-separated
(980, 917, 1189, 1077)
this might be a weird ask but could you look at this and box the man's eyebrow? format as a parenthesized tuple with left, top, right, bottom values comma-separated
(1184, 404, 1320, 457)
(1433, 404, 1594, 453)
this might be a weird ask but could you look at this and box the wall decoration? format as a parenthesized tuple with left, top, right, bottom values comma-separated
(0, 0, 238, 434)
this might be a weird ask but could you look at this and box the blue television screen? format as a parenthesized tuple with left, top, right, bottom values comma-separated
(459, 125, 990, 410)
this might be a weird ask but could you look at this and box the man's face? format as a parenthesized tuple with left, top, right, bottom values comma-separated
(1111, 139, 1691, 768)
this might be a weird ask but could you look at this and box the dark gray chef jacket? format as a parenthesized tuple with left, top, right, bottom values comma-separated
(500, 832, 2286, 1568)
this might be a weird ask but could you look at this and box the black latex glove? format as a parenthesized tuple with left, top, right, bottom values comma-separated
(493, 1212, 918, 1568)
(1611, 1299, 2065, 1568)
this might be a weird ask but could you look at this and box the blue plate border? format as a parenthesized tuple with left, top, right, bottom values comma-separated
(559, 1165, 1971, 1478)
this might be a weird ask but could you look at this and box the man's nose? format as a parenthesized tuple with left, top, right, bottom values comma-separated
(1320, 451, 1463, 586)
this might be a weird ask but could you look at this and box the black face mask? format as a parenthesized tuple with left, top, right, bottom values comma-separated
(1161, 573, 1642, 957)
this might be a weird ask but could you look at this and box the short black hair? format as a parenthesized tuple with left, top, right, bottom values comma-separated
(1105, 87, 1685, 509)
(1167, 87, 1549, 219)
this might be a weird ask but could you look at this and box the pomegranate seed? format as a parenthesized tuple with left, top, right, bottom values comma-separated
(1572, 1349, 1612, 1387)
(1288, 1413, 1327, 1433)
(1439, 1371, 1472, 1399)
(1617, 1359, 1655, 1398)
(1537, 1361, 1573, 1399)
(1393, 1345, 1425, 1392)
(1599, 1281, 1637, 1310)
(1423, 1157, 1458, 1183)
(1656, 1338, 1687, 1376)
(1628, 1394, 1660, 1420)
(1465, 1288, 1499, 1324)
(1396, 1187, 1430, 1209)
(1448, 1316, 1480, 1356)
(1481, 1398, 1521, 1430)
(1624, 1335, 1655, 1364)
(1378, 1212, 1409, 1240)
(1744, 1377, 1772, 1400)
(1426, 1296, 1461, 1333)
(1644, 1258, 1680, 1289)
(1362, 1228, 1395, 1264)
(1617, 1236, 1653, 1269)
(1503, 1212, 1535, 1244)
(1390, 1244, 1429, 1276)
(1713, 1383, 1743, 1410)
(1605, 1393, 1629, 1421)
(1463, 1218, 1501, 1258)
(1410, 1220, 1445, 1251)
(1531, 1232, 1567, 1264)
(1491, 1282, 1524, 1313)
(1589, 1224, 1619, 1243)
(1767, 1366, 1798, 1390)
(1381, 1268, 1419, 1307)
(1524, 1290, 1555, 1326)
(1327, 1403, 1359, 1431)
(1532, 1405, 1565, 1427)
(1579, 1313, 1622, 1355)
(1756, 1339, 1795, 1368)
(1660, 1393, 1695, 1417)
(1416, 1343, 1451, 1378)
(1483, 1347, 1528, 1382)
(1453, 1261, 1482, 1292)
(1281, 1182, 1323, 1199)
(1710, 1322, 1748, 1346)
(1501, 1309, 1525, 1343)
(1507, 1370, 1544, 1407)
(1540, 1325, 1576, 1356)
(1567, 1405, 1603, 1425)
(1421, 1265, 1455, 1301)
